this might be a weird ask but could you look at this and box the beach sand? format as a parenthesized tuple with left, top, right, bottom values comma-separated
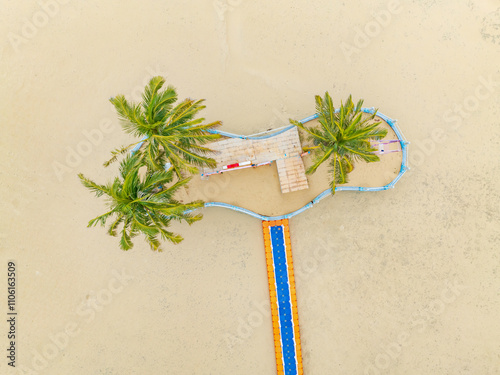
(0, 1, 499, 374)
(180, 117, 403, 217)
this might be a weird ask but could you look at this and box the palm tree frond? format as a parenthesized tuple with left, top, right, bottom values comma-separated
(119, 218, 134, 250)
(88, 210, 115, 227)
(78, 173, 109, 197)
(306, 147, 334, 175)
(108, 214, 124, 236)
(294, 93, 388, 191)
(104, 144, 134, 167)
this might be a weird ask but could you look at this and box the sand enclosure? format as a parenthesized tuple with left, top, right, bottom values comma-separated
(180, 117, 403, 216)
(1, 1, 499, 374)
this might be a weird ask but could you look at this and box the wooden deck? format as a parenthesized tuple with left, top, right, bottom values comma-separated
(276, 156, 309, 193)
(202, 127, 309, 194)
(263, 219, 303, 375)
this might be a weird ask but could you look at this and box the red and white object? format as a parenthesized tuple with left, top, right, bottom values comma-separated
(222, 160, 252, 170)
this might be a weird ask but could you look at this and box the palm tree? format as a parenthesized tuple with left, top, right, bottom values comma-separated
(79, 155, 204, 251)
(105, 76, 221, 179)
(291, 93, 387, 193)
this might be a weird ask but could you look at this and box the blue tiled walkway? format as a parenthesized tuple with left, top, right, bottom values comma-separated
(269, 225, 298, 375)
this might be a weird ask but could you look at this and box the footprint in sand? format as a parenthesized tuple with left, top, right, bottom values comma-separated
(481, 8, 500, 45)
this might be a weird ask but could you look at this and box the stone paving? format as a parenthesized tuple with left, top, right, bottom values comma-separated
(202, 127, 309, 193)
(276, 156, 309, 193)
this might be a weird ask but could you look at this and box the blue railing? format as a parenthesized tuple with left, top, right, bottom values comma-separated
(129, 108, 409, 221)
(204, 109, 409, 221)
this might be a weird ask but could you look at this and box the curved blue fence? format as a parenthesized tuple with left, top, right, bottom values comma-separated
(129, 108, 409, 221)
(206, 125, 295, 140)
(204, 109, 409, 221)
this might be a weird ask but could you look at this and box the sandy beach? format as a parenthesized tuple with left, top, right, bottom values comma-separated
(180, 117, 402, 217)
(0, 1, 499, 374)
